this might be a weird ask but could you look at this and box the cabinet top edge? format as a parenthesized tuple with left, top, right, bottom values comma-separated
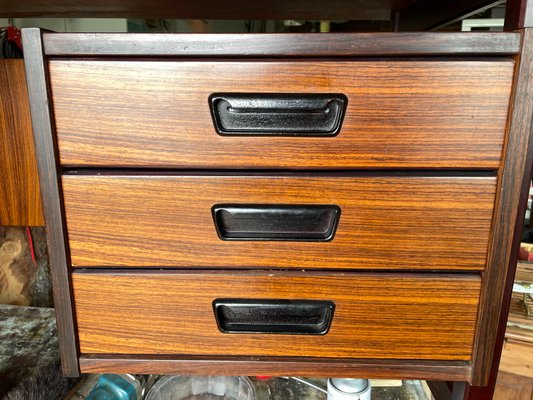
(31, 31, 522, 57)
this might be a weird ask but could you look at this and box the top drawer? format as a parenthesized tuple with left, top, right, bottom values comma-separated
(49, 60, 513, 169)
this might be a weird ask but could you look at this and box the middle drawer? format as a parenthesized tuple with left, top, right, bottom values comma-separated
(62, 174, 496, 270)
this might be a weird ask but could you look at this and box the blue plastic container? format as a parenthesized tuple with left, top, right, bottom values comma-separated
(85, 374, 141, 400)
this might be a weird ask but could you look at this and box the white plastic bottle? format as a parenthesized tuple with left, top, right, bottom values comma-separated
(327, 378, 371, 400)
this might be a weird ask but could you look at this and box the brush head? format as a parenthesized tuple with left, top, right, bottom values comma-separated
(4, 362, 79, 400)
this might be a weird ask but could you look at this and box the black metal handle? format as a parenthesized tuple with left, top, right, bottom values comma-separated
(213, 299, 335, 335)
(209, 93, 347, 136)
(212, 204, 341, 241)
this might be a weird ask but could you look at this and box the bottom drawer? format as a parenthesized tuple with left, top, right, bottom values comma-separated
(72, 271, 480, 361)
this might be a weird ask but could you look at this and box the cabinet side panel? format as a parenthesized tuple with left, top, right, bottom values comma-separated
(21, 28, 79, 376)
(470, 28, 533, 386)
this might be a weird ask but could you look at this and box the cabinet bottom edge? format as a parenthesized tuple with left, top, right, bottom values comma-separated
(78, 355, 473, 383)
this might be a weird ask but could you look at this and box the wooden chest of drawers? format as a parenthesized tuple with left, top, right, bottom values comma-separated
(22, 29, 533, 388)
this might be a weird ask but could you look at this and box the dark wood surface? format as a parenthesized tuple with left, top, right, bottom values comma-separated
(1, 0, 518, 25)
(505, 0, 533, 29)
(3, 0, 397, 19)
(50, 59, 513, 169)
(2, 0, 526, 29)
(457, 27, 533, 398)
(42, 33, 521, 57)
(62, 174, 496, 269)
(0, 60, 44, 226)
(468, 28, 533, 387)
(21, 28, 79, 377)
(79, 356, 472, 382)
(398, 0, 504, 31)
(0, 0, 508, 21)
(72, 270, 481, 360)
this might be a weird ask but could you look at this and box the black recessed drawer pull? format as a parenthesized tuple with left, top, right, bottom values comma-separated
(213, 299, 335, 335)
(209, 93, 347, 136)
(212, 204, 341, 241)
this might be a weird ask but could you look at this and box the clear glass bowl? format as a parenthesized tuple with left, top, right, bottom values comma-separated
(144, 376, 256, 400)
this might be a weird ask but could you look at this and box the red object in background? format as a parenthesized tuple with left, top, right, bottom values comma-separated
(26, 226, 37, 268)
(6, 25, 22, 51)
(518, 246, 533, 262)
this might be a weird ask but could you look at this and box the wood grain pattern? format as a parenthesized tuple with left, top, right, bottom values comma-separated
(21, 28, 79, 377)
(49, 60, 514, 169)
(469, 28, 533, 387)
(499, 341, 533, 379)
(20, 27, 530, 386)
(71, 271, 481, 360)
(0, 59, 44, 226)
(79, 356, 472, 382)
(494, 370, 533, 400)
(62, 174, 496, 269)
(42, 32, 521, 57)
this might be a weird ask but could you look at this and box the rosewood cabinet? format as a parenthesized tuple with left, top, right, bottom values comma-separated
(21, 19, 533, 399)
(0, 59, 44, 226)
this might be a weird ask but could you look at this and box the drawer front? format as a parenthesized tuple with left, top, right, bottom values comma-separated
(62, 174, 496, 270)
(72, 271, 481, 360)
(49, 60, 513, 169)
